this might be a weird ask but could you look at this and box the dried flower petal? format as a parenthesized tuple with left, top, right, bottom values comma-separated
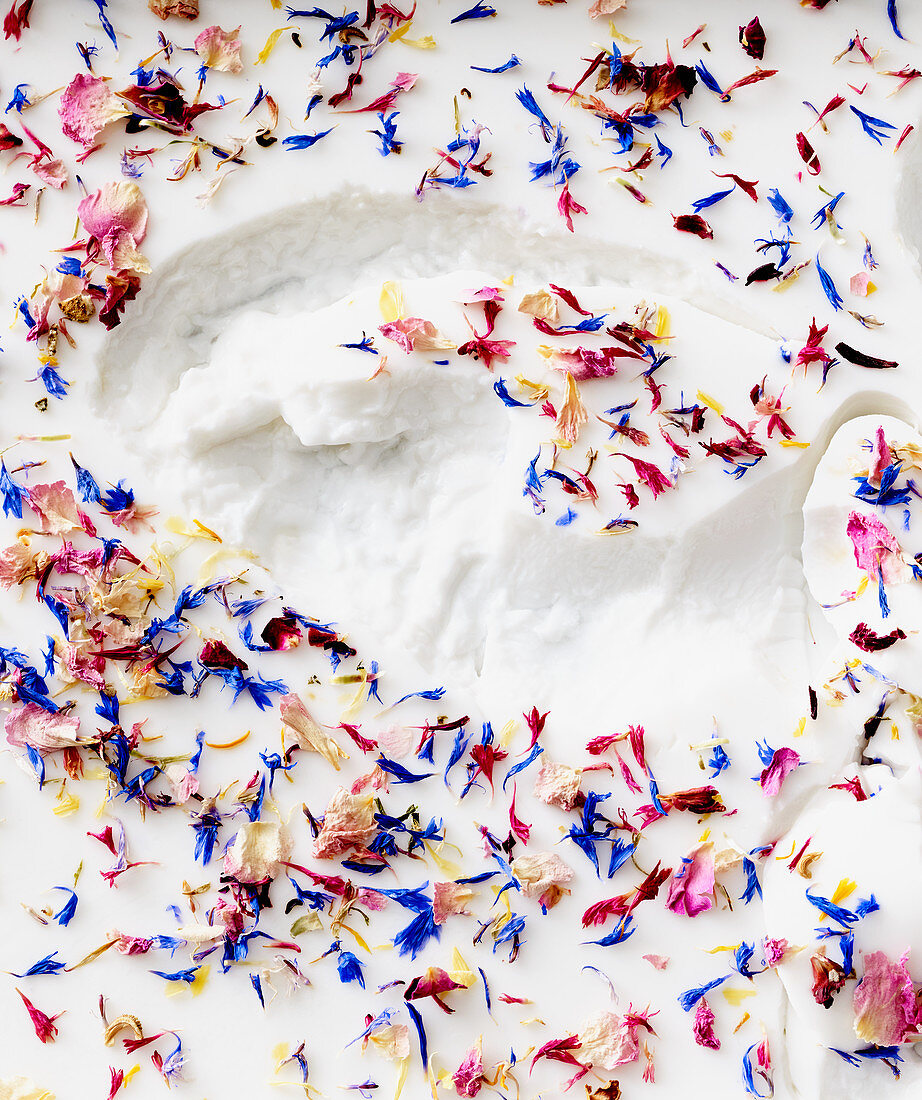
(853, 950, 915, 1045)
(59, 74, 127, 148)
(5, 705, 81, 755)
(194, 25, 243, 73)
(280, 693, 347, 769)
(533, 758, 582, 810)
(313, 787, 375, 858)
(224, 821, 291, 883)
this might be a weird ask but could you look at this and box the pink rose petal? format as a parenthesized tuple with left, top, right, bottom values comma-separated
(452, 1042, 485, 1098)
(28, 481, 88, 535)
(665, 843, 715, 916)
(533, 758, 582, 810)
(854, 950, 916, 1045)
(759, 746, 802, 796)
(77, 181, 148, 248)
(59, 73, 127, 147)
(847, 510, 904, 585)
(194, 25, 243, 73)
(850, 271, 871, 297)
(693, 998, 720, 1049)
(870, 425, 892, 485)
(5, 703, 81, 755)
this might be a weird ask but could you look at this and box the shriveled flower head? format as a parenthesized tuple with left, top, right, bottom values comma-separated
(149, 0, 199, 18)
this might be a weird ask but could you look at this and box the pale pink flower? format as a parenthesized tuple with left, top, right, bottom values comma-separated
(63, 643, 106, 690)
(0, 542, 37, 588)
(31, 157, 67, 188)
(578, 1011, 640, 1069)
(224, 821, 291, 883)
(459, 286, 504, 304)
(850, 272, 872, 297)
(590, 0, 628, 17)
(165, 764, 199, 804)
(511, 851, 574, 900)
(643, 953, 669, 969)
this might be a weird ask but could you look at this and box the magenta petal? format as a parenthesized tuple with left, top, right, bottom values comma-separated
(665, 843, 715, 917)
(847, 510, 903, 584)
(759, 747, 801, 796)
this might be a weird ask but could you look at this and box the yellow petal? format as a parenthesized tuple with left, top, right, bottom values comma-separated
(380, 281, 406, 322)
(722, 987, 758, 1005)
(53, 787, 80, 816)
(653, 304, 670, 340)
(696, 389, 724, 416)
(830, 878, 857, 905)
(256, 27, 285, 65)
(394, 1058, 409, 1100)
(165, 516, 222, 541)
